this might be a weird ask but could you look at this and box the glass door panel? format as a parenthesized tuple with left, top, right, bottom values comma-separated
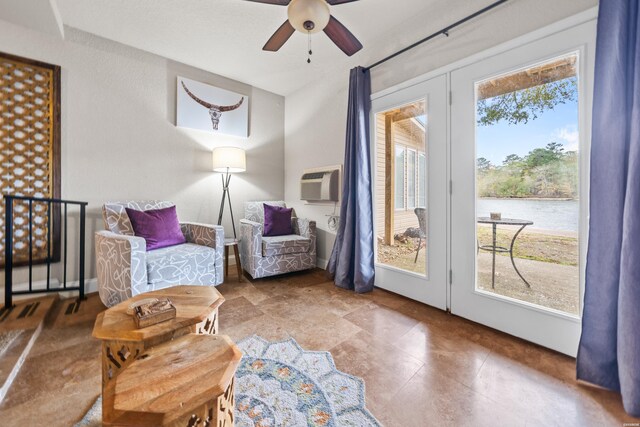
(475, 52, 580, 315)
(371, 75, 447, 309)
(450, 21, 595, 356)
(375, 101, 427, 276)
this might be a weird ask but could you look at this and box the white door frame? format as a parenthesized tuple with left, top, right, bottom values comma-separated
(450, 20, 595, 356)
(369, 9, 597, 356)
(370, 75, 448, 310)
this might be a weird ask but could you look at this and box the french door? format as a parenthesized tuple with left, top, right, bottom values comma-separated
(371, 75, 448, 310)
(450, 21, 595, 356)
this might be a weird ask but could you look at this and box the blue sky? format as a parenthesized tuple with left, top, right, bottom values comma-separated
(476, 99, 579, 165)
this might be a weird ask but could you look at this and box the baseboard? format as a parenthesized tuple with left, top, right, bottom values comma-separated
(1, 278, 98, 301)
(9, 278, 62, 293)
(2, 255, 327, 301)
(316, 258, 328, 270)
(85, 278, 98, 293)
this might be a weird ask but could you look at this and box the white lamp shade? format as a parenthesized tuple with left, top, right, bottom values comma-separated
(212, 147, 246, 173)
(287, 0, 330, 34)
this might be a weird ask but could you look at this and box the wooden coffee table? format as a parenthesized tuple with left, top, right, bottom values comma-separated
(93, 285, 238, 426)
(93, 285, 225, 347)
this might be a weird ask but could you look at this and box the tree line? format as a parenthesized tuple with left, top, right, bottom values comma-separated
(477, 142, 578, 199)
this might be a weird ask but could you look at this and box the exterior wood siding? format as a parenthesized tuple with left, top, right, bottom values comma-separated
(375, 113, 426, 240)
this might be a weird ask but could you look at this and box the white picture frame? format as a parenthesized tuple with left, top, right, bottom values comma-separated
(176, 76, 249, 138)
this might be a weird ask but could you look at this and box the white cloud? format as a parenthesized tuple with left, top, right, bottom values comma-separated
(553, 126, 580, 151)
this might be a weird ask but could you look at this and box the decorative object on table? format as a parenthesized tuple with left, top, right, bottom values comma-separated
(0, 52, 61, 268)
(132, 297, 176, 328)
(125, 297, 158, 315)
(76, 334, 381, 427)
(239, 201, 316, 279)
(213, 147, 246, 239)
(477, 216, 533, 289)
(92, 286, 233, 426)
(490, 212, 502, 220)
(176, 76, 248, 137)
(95, 201, 224, 307)
(247, 0, 363, 63)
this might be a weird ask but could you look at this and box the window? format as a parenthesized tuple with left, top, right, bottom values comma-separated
(474, 52, 580, 315)
(407, 149, 416, 208)
(418, 153, 426, 207)
(375, 99, 428, 276)
(395, 145, 425, 210)
(394, 145, 405, 209)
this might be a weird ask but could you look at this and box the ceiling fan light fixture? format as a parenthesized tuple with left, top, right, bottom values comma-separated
(287, 0, 330, 34)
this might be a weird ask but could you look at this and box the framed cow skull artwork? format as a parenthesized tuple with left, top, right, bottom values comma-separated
(176, 76, 249, 138)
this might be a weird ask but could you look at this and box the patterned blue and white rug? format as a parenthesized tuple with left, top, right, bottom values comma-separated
(76, 335, 381, 427)
(236, 335, 380, 427)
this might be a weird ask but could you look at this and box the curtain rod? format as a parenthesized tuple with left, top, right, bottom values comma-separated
(364, 0, 510, 71)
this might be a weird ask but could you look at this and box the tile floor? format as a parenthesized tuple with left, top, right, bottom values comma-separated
(0, 268, 637, 426)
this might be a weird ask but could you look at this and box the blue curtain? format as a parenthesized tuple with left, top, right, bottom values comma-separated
(577, 0, 640, 417)
(327, 66, 375, 293)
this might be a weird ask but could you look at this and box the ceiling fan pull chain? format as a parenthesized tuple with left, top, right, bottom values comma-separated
(307, 31, 313, 64)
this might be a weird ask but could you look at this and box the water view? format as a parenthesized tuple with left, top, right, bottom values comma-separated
(475, 53, 580, 315)
(477, 198, 578, 232)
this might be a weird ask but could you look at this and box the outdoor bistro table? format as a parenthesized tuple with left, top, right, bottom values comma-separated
(477, 217, 534, 289)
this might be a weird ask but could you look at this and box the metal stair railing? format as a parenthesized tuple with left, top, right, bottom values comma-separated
(3, 194, 88, 309)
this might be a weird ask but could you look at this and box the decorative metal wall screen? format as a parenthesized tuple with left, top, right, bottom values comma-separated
(0, 52, 61, 268)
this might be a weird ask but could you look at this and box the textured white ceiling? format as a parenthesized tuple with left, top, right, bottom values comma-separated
(53, 0, 597, 96)
(0, 0, 64, 38)
(54, 0, 469, 96)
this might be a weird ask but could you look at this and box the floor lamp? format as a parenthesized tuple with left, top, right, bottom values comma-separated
(212, 147, 246, 239)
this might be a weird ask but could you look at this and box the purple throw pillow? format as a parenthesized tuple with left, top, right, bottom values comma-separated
(125, 205, 186, 251)
(263, 203, 293, 237)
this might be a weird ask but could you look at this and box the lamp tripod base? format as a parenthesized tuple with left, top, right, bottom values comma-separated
(217, 170, 237, 239)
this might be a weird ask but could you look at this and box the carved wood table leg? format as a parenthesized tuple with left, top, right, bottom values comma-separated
(195, 309, 219, 335)
(101, 340, 145, 425)
(174, 376, 235, 427)
(217, 377, 235, 427)
(93, 286, 230, 427)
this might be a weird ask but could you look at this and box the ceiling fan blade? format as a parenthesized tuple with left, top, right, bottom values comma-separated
(244, 0, 290, 5)
(326, 0, 360, 4)
(263, 20, 296, 51)
(323, 15, 363, 56)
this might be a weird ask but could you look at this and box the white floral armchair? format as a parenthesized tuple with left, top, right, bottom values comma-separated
(95, 201, 224, 307)
(239, 201, 316, 279)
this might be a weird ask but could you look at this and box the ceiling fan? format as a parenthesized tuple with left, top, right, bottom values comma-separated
(245, 0, 363, 58)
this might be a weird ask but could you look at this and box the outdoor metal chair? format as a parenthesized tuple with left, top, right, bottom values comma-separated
(414, 207, 427, 263)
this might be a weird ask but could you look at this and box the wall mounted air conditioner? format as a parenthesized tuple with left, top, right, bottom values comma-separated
(300, 167, 340, 202)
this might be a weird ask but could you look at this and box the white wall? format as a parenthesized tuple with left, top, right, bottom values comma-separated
(0, 21, 285, 286)
(284, 0, 597, 266)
